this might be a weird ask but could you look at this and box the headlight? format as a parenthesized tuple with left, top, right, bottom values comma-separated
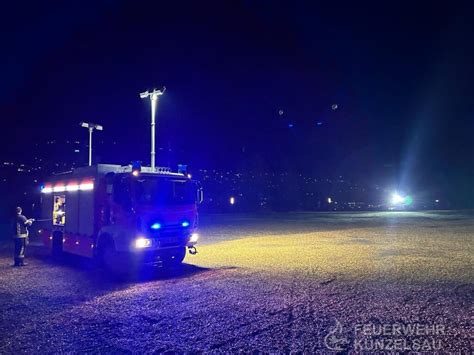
(134, 237, 152, 249)
(189, 233, 199, 243)
(391, 193, 404, 205)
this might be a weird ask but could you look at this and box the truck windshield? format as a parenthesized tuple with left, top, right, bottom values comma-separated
(134, 177, 195, 205)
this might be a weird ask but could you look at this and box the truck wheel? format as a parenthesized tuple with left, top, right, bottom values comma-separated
(162, 247, 186, 267)
(51, 232, 63, 259)
(102, 243, 129, 275)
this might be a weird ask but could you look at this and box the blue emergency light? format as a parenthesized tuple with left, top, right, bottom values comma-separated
(150, 222, 162, 230)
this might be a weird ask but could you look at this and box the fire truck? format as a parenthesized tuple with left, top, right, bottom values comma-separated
(38, 163, 202, 272)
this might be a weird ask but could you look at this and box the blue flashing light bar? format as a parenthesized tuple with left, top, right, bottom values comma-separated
(150, 222, 162, 230)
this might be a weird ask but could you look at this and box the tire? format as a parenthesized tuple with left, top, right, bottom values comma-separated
(102, 242, 130, 275)
(162, 247, 186, 267)
(51, 232, 63, 259)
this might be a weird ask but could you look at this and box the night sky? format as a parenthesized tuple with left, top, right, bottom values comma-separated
(1, 1, 473, 196)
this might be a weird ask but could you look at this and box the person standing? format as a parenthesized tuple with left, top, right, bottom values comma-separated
(14, 207, 34, 267)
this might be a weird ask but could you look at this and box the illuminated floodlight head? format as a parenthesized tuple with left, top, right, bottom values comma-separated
(140, 87, 166, 100)
(80, 122, 103, 131)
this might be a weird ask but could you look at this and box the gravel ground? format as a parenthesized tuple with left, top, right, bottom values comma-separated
(0, 211, 472, 353)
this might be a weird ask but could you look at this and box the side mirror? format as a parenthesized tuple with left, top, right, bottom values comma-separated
(196, 185, 203, 204)
(105, 172, 115, 195)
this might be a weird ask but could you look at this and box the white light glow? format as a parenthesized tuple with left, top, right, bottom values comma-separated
(230, 196, 235, 205)
(134, 237, 152, 249)
(189, 233, 199, 243)
(391, 193, 404, 205)
(41, 182, 94, 193)
(79, 183, 94, 191)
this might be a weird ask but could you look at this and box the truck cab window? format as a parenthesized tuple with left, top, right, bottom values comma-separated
(113, 177, 131, 208)
(134, 178, 195, 205)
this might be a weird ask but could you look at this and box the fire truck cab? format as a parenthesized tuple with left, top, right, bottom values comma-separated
(39, 164, 202, 272)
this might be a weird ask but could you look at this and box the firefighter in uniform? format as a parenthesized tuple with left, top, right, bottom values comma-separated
(14, 207, 34, 267)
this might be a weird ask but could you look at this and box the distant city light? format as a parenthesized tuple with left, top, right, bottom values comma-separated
(327, 197, 332, 204)
(230, 196, 235, 205)
(288, 123, 294, 128)
(278, 109, 284, 116)
(181, 221, 190, 227)
(435, 199, 440, 203)
(331, 104, 338, 110)
(187, 174, 192, 179)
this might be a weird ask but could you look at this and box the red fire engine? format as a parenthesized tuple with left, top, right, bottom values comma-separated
(39, 163, 202, 272)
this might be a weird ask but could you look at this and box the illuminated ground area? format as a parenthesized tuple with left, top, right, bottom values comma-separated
(0, 211, 472, 352)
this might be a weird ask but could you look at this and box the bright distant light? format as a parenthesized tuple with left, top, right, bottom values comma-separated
(288, 123, 294, 128)
(187, 174, 192, 179)
(134, 237, 152, 249)
(181, 221, 190, 227)
(230, 196, 235, 205)
(150, 222, 162, 230)
(132, 170, 140, 177)
(327, 197, 332, 204)
(435, 199, 440, 203)
(391, 193, 405, 205)
(331, 104, 338, 110)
